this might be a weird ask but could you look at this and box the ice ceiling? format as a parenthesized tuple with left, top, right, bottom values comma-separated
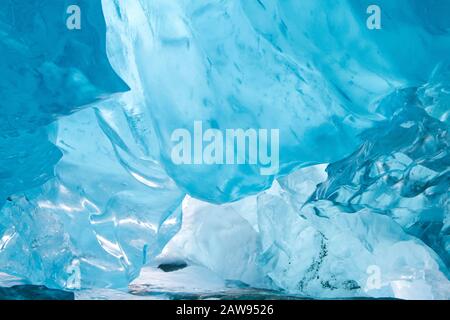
(0, 0, 448, 299)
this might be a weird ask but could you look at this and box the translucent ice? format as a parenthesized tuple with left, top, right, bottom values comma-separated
(0, 0, 186, 289)
(0, 0, 127, 133)
(257, 192, 449, 299)
(103, 0, 450, 203)
(162, 195, 264, 287)
(0, 107, 184, 289)
(163, 165, 449, 299)
(313, 77, 450, 268)
(0, 0, 449, 299)
(0, 0, 127, 204)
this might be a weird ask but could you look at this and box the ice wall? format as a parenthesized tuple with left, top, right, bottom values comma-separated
(0, 0, 448, 298)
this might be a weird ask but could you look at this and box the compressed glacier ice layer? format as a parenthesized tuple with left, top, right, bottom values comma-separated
(0, 0, 128, 204)
(0, 0, 128, 134)
(0, 0, 449, 298)
(0, 0, 182, 289)
(100, 0, 450, 203)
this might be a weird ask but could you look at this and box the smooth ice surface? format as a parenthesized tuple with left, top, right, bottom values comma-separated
(0, 0, 127, 133)
(0, 0, 182, 289)
(0, 0, 127, 204)
(0, 0, 449, 298)
(0, 106, 184, 289)
(161, 195, 264, 287)
(103, 0, 450, 203)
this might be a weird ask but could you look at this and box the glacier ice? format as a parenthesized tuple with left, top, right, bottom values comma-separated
(255, 180, 449, 299)
(312, 77, 450, 268)
(161, 195, 264, 287)
(0, 0, 182, 289)
(0, 0, 127, 205)
(164, 165, 449, 299)
(0, 0, 127, 133)
(0, 107, 184, 288)
(0, 0, 449, 299)
(101, 0, 450, 203)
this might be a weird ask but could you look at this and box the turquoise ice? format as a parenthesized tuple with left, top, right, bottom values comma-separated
(0, 0, 448, 298)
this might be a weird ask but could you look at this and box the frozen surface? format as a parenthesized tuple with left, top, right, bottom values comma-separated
(161, 195, 264, 286)
(0, 107, 184, 289)
(164, 165, 449, 299)
(0, 0, 449, 299)
(102, 0, 450, 203)
(0, 0, 183, 289)
(0, 0, 127, 201)
(0, 0, 127, 134)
